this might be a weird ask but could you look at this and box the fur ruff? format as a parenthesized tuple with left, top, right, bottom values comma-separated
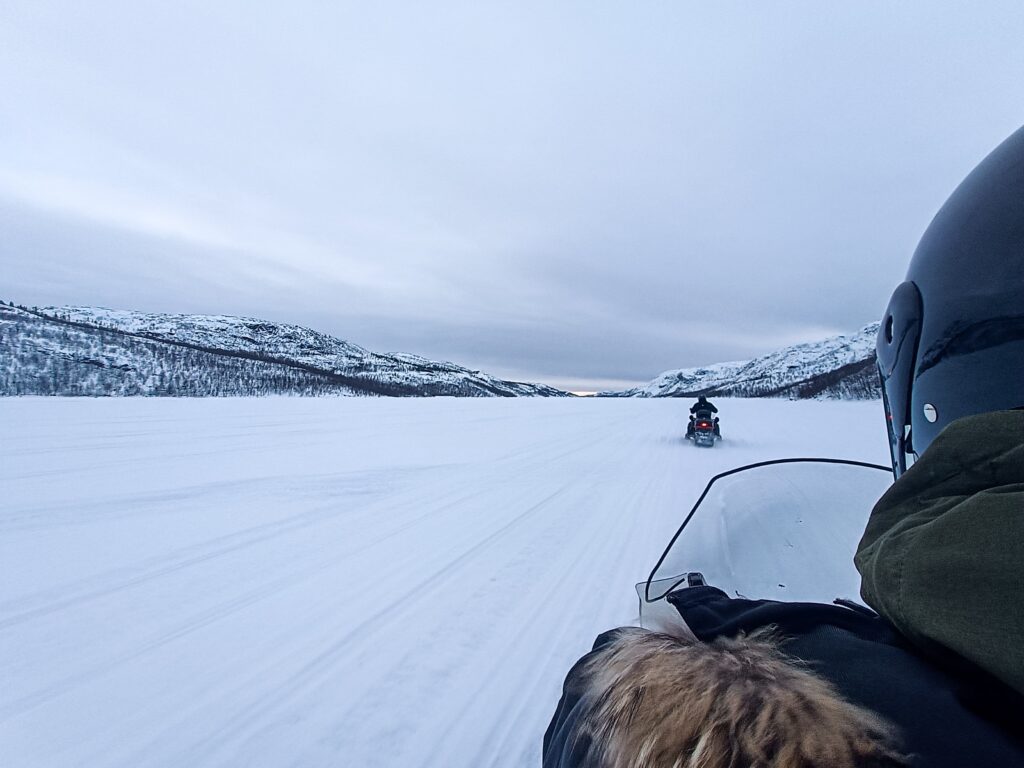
(574, 627, 907, 768)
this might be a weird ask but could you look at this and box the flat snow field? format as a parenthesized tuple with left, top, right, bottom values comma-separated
(1, 397, 890, 768)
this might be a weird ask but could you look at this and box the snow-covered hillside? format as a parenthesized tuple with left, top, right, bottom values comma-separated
(0, 304, 568, 397)
(1, 397, 891, 768)
(606, 323, 881, 399)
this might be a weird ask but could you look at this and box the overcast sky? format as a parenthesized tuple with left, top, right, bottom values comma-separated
(2, 2, 1023, 390)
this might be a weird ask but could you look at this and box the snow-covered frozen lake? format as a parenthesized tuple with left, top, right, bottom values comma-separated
(1, 397, 889, 768)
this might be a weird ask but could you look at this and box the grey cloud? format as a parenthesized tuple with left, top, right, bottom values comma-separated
(2, 2, 1024, 390)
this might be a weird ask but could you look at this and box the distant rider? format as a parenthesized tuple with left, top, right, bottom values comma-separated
(687, 395, 720, 438)
(689, 394, 718, 416)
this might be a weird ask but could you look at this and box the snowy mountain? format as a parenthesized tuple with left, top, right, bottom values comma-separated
(604, 323, 881, 399)
(0, 304, 569, 397)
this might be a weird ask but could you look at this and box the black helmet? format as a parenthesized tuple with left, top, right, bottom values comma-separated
(698, 394, 708, 402)
(877, 125, 1024, 477)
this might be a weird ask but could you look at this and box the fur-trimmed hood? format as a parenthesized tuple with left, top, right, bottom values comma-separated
(567, 626, 906, 768)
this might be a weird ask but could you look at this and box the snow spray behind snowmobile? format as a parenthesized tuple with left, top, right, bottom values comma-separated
(635, 458, 891, 628)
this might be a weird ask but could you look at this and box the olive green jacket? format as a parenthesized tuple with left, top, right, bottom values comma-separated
(856, 409, 1024, 695)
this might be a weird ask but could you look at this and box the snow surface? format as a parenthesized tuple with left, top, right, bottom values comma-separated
(0, 397, 889, 768)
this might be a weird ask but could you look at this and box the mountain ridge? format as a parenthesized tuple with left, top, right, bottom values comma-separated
(0, 303, 569, 397)
(601, 323, 881, 399)
(1, 302, 882, 399)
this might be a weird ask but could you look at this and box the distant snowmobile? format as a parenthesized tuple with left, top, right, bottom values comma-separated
(685, 410, 720, 447)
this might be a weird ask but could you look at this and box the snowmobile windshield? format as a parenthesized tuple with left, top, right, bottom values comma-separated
(640, 459, 892, 612)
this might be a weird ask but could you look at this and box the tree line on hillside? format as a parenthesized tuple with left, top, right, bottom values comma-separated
(0, 307, 353, 397)
(0, 306, 529, 397)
